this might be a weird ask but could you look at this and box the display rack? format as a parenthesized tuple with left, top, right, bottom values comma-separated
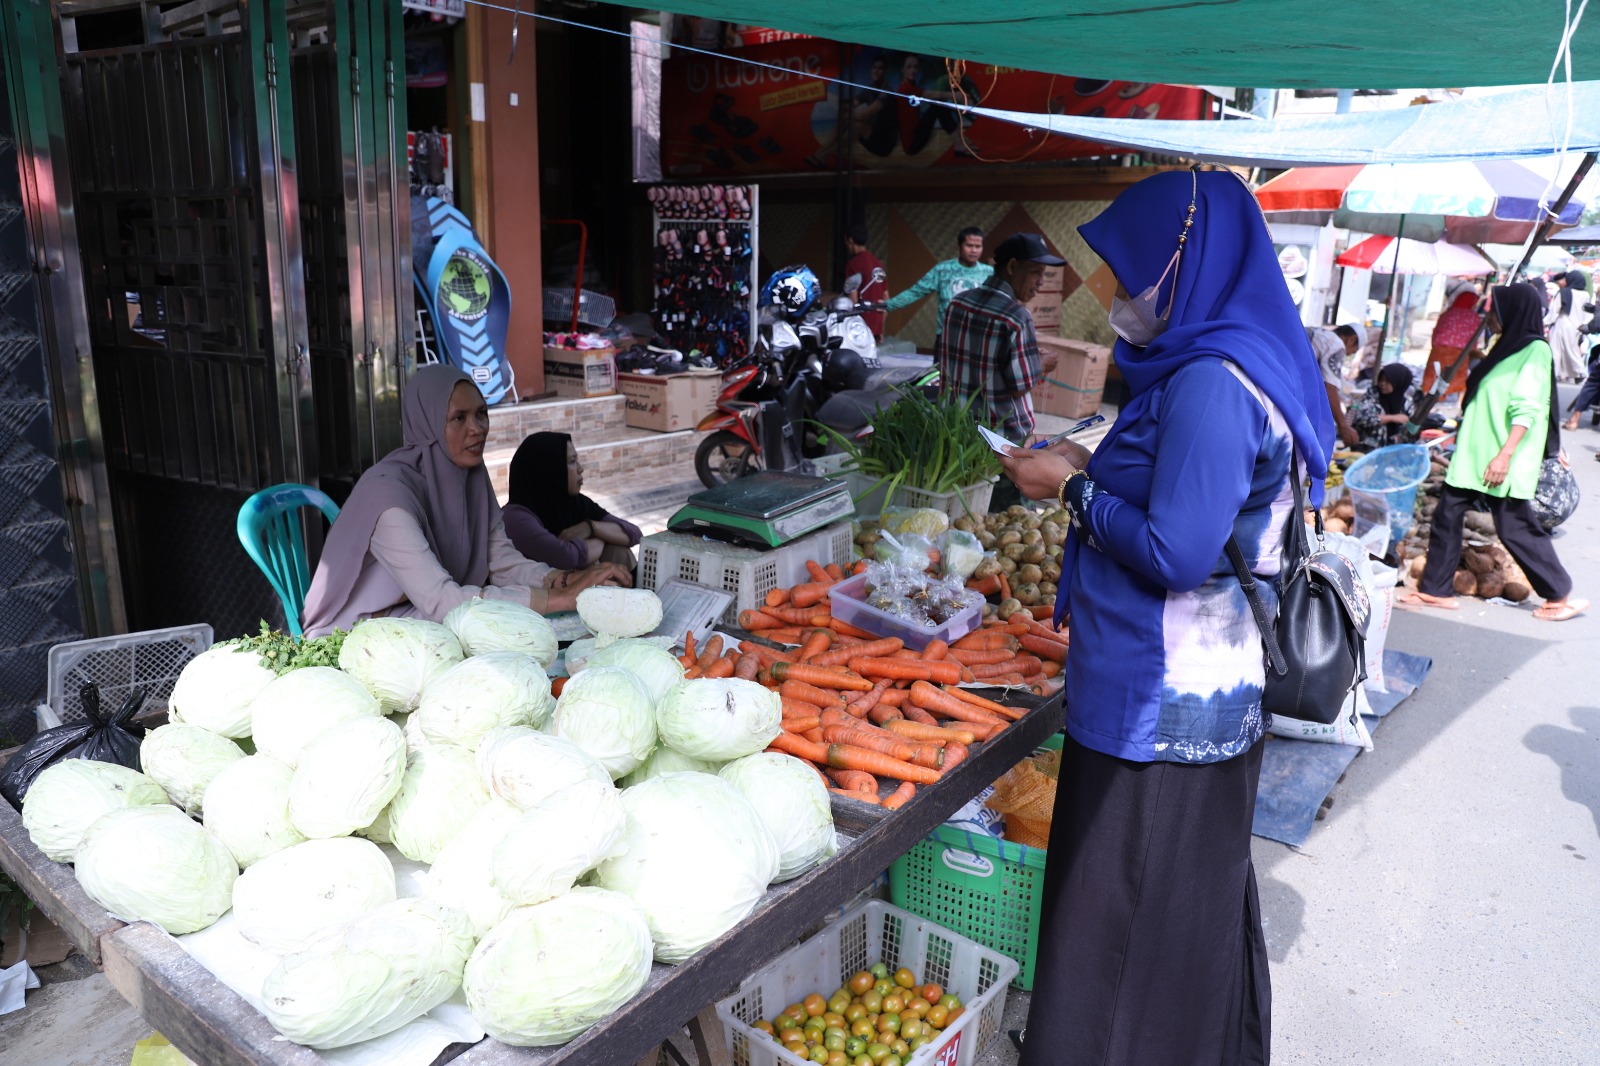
(649, 183, 759, 366)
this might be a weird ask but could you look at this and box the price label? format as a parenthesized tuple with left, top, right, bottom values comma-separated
(931, 1031, 962, 1066)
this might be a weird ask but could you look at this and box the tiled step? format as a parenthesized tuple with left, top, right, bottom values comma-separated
(486, 394, 629, 451)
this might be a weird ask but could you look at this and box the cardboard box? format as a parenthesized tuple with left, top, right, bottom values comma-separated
(1033, 336, 1110, 419)
(1, 910, 74, 969)
(618, 369, 722, 432)
(542, 346, 616, 399)
(1037, 264, 1065, 294)
(1025, 291, 1063, 331)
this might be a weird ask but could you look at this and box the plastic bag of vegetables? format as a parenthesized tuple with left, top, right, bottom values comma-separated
(22, 760, 168, 863)
(550, 667, 656, 779)
(594, 772, 778, 962)
(201, 755, 306, 868)
(139, 724, 245, 817)
(414, 652, 555, 750)
(474, 726, 612, 811)
(262, 896, 475, 1050)
(166, 644, 278, 738)
(338, 618, 463, 713)
(654, 678, 781, 761)
(287, 717, 406, 839)
(443, 598, 559, 667)
(385, 745, 491, 863)
(490, 779, 626, 905)
(249, 666, 382, 769)
(74, 805, 238, 934)
(232, 837, 396, 954)
(719, 753, 837, 881)
(464, 888, 653, 1046)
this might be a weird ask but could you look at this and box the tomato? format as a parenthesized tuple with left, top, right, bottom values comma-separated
(853, 1057, 873, 1066)
(946, 1006, 965, 1026)
(845, 1003, 867, 1022)
(845, 1036, 867, 1056)
(852, 1018, 877, 1039)
(882, 993, 905, 1014)
(920, 983, 943, 1005)
(904, 996, 931, 1019)
(926, 1004, 949, 1028)
(805, 993, 828, 1017)
(901, 1019, 923, 1041)
(785, 1003, 808, 1023)
(874, 979, 894, 999)
(882, 1056, 903, 1066)
(892, 1039, 909, 1057)
(878, 1012, 902, 1035)
(755, 1020, 775, 1036)
(828, 994, 851, 1016)
(810, 1046, 831, 1064)
(893, 967, 917, 989)
(866, 1043, 891, 1064)
(939, 994, 961, 1011)
(861, 991, 883, 1014)
(870, 963, 890, 980)
(825, 1031, 848, 1052)
(827, 1053, 848, 1066)
(849, 970, 875, 996)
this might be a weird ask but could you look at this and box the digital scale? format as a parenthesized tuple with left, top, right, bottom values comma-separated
(668, 472, 855, 548)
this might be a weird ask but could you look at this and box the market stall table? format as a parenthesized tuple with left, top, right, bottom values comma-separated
(0, 692, 1063, 1066)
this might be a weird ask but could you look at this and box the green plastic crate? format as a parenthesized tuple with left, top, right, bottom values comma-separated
(888, 734, 1062, 990)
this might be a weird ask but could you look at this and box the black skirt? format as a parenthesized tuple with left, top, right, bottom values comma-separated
(1018, 737, 1271, 1066)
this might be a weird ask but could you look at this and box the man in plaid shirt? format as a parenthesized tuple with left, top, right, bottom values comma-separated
(937, 233, 1063, 443)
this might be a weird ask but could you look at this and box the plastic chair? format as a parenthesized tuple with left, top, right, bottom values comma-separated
(237, 484, 341, 637)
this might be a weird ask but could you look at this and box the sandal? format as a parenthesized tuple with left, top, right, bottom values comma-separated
(1395, 589, 1460, 611)
(1533, 597, 1589, 622)
(1008, 1029, 1026, 1051)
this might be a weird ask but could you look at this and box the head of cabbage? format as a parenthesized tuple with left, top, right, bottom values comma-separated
(139, 724, 246, 817)
(594, 772, 778, 962)
(232, 836, 397, 954)
(262, 896, 475, 1050)
(74, 805, 238, 934)
(576, 587, 663, 640)
(167, 644, 278, 738)
(464, 888, 653, 1046)
(618, 746, 721, 788)
(490, 779, 626, 905)
(386, 744, 490, 863)
(719, 753, 837, 881)
(655, 678, 782, 762)
(582, 640, 686, 705)
(474, 726, 612, 811)
(22, 760, 169, 863)
(249, 666, 382, 768)
(339, 618, 463, 713)
(551, 667, 656, 779)
(287, 716, 406, 839)
(201, 755, 306, 868)
(414, 652, 555, 750)
(443, 598, 558, 667)
(419, 798, 523, 938)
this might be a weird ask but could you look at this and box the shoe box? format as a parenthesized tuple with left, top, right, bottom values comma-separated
(543, 346, 617, 399)
(617, 368, 723, 432)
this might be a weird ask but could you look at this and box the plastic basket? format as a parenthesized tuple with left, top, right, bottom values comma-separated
(1343, 443, 1431, 557)
(46, 624, 214, 724)
(636, 522, 854, 625)
(827, 574, 981, 651)
(889, 734, 1062, 990)
(716, 899, 1018, 1066)
(541, 287, 617, 330)
(846, 475, 998, 521)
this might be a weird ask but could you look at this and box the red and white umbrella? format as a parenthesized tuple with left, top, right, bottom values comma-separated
(1334, 235, 1495, 275)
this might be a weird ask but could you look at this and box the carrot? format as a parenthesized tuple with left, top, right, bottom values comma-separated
(738, 640, 794, 665)
(830, 786, 881, 805)
(796, 627, 833, 662)
(852, 559, 869, 575)
(950, 648, 1016, 666)
(882, 781, 916, 810)
(762, 605, 834, 626)
(902, 703, 939, 726)
(846, 677, 894, 719)
(827, 768, 878, 793)
(828, 618, 879, 640)
(758, 627, 802, 646)
(826, 744, 941, 785)
(695, 635, 725, 671)
(966, 574, 1002, 596)
(821, 725, 940, 768)
(739, 610, 785, 631)
(851, 658, 963, 686)
(921, 639, 950, 662)
(769, 662, 874, 691)
(877, 688, 911, 707)
(943, 685, 1024, 721)
(971, 656, 1041, 679)
(805, 560, 834, 584)
(889, 649, 923, 660)
(735, 653, 761, 681)
(769, 732, 829, 763)
(782, 696, 825, 718)
(551, 676, 567, 698)
(802, 727, 826, 743)
(791, 582, 834, 609)
(1019, 618, 1071, 645)
(683, 631, 697, 662)
(703, 657, 736, 678)
(780, 679, 847, 709)
(825, 563, 846, 581)
(782, 715, 821, 733)
(977, 673, 1027, 688)
(868, 703, 905, 725)
(910, 680, 1008, 725)
(684, 666, 704, 680)
(952, 632, 1019, 652)
(885, 719, 974, 746)
(1019, 635, 1068, 663)
(940, 742, 970, 771)
(765, 588, 790, 608)
(812, 637, 903, 667)
(1040, 660, 1062, 678)
(1028, 605, 1055, 620)
(997, 571, 1012, 602)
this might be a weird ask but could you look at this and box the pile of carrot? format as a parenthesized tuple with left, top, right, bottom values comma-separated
(675, 562, 1071, 812)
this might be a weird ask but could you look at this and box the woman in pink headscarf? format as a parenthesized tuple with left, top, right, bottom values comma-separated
(300, 365, 628, 636)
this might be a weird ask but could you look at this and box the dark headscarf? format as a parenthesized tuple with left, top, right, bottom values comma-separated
(1557, 272, 1576, 315)
(1561, 269, 1588, 316)
(302, 365, 496, 633)
(1376, 362, 1414, 416)
(1077, 169, 1335, 503)
(507, 432, 606, 535)
(1464, 282, 1560, 459)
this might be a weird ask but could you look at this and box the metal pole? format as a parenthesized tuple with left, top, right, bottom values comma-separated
(1405, 150, 1598, 438)
(1373, 213, 1406, 363)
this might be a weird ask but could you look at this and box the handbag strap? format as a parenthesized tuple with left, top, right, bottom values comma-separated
(1226, 449, 1309, 679)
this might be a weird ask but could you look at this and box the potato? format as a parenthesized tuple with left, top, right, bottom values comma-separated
(952, 516, 977, 533)
(1014, 582, 1041, 606)
(1040, 521, 1064, 544)
(998, 530, 1022, 548)
(1463, 549, 1495, 576)
(1043, 562, 1061, 582)
(1017, 564, 1044, 585)
(998, 555, 1018, 574)
(1453, 570, 1478, 597)
(1501, 581, 1531, 603)
(973, 557, 1002, 579)
(1022, 545, 1047, 565)
(1002, 543, 1028, 561)
(996, 598, 1025, 621)
(977, 531, 997, 549)
(1047, 544, 1063, 559)
(1476, 571, 1506, 599)
(1023, 516, 1042, 531)
(1006, 505, 1030, 519)
(1039, 581, 1057, 599)
(1021, 529, 1044, 547)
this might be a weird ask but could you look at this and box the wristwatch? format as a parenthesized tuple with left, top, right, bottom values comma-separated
(1056, 469, 1087, 512)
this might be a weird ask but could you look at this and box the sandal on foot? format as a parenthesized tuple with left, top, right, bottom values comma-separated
(1396, 589, 1460, 611)
(1534, 597, 1589, 622)
(1008, 1029, 1026, 1051)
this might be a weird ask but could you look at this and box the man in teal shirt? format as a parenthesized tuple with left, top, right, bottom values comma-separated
(885, 227, 992, 338)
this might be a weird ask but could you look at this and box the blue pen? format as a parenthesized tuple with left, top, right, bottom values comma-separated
(1030, 414, 1105, 449)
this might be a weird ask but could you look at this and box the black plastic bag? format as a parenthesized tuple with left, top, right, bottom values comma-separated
(0, 684, 148, 810)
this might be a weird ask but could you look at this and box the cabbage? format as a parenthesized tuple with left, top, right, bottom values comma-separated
(233, 837, 396, 954)
(655, 678, 782, 761)
(139, 724, 246, 816)
(584, 640, 687, 705)
(250, 667, 382, 768)
(618, 746, 722, 788)
(262, 897, 475, 1049)
(22, 761, 169, 863)
(339, 618, 463, 713)
(719, 753, 837, 881)
(357, 805, 393, 845)
(414, 652, 555, 750)
(464, 888, 652, 1046)
(562, 636, 601, 674)
(167, 644, 278, 738)
(594, 772, 778, 962)
(387, 745, 490, 863)
(474, 726, 613, 810)
(400, 710, 427, 753)
(443, 598, 559, 667)
(74, 806, 237, 934)
(491, 779, 627, 905)
(201, 755, 306, 868)
(551, 667, 656, 779)
(288, 717, 406, 839)
(576, 587, 663, 639)
(419, 798, 522, 937)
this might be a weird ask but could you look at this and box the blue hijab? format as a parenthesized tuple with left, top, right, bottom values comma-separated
(1078, 169, 1334, 507)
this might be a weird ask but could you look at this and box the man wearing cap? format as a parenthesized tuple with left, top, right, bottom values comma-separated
(937, 232, 1062, 445)
(1308, 322, 1367, 448)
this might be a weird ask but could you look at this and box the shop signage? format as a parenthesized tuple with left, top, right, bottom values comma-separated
(403, 0, 464, 16)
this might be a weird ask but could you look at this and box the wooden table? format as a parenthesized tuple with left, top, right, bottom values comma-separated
(0, 694, 1063, 1066)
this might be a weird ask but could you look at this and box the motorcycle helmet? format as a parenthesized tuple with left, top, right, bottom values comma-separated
(828, 294, 854, 314)
(823, 348, 869, 393)
(761, 265, 821, 321)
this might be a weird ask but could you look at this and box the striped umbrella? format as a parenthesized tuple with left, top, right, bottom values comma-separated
(1256, 160, 1586, 244)
(1334, 235, 1495, 275)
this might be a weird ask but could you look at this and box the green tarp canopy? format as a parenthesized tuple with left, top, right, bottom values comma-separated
(632, 2, 1600, 89)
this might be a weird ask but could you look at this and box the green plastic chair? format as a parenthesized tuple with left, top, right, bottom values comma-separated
(237, 483, 341, 637)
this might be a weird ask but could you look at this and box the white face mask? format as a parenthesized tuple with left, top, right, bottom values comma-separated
(1107, 248, 1181, 347)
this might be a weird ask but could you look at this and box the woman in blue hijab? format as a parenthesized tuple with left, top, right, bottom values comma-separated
(1000, 169, 1330, 1065)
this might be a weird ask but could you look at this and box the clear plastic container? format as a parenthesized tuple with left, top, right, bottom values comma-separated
(826, 574, 982, 651)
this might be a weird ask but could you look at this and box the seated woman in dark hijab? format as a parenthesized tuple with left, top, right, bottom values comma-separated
(501, 432, 642, 570)
(1346, 362, 1417, 450)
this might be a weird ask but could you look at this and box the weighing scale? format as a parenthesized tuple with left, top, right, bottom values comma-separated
(668, 472, 854, 548)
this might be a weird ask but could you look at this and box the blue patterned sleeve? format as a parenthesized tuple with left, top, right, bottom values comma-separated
(1077, 361, 1267, 592)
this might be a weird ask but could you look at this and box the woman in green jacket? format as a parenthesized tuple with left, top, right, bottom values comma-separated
(1401, 282, 1586, 621)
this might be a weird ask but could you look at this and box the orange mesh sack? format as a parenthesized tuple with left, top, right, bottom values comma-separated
(984, 749, 1059, 849)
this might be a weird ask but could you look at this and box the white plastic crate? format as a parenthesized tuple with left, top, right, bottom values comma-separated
(636, 522, 854, 626)
(716, 899, 1018, 1066)
(847, 474, 998, 521)
(47, 624, 214, 723)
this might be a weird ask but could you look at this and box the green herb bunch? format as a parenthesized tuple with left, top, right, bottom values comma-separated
(222, 621, 349, 675)
(824, 389, 1000, 500)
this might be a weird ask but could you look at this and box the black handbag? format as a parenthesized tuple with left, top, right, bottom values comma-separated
(1226, 454, 1371, 725)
